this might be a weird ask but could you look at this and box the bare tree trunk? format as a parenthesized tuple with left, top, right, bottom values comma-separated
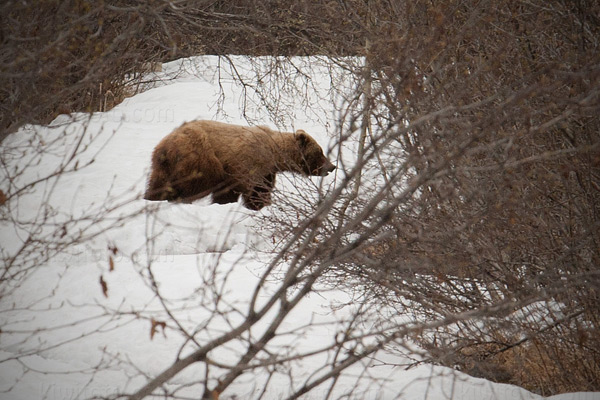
(354, 38, 372, 199)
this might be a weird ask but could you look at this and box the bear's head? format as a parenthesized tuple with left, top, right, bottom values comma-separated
(295, 130, 336, 176)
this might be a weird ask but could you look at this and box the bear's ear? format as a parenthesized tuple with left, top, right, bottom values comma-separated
(295, 130, 309, 148)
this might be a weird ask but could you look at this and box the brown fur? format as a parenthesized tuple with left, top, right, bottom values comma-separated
(144, 120, 335, 210)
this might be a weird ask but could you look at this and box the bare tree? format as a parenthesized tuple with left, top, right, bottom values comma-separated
(299, 0, 600, 395)
(1, 1, 599, 399)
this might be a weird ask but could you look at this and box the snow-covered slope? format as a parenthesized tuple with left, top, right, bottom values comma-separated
(1, 56, 596, 400)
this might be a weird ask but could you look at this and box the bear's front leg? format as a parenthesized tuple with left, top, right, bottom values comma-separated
(211, 180, 242, 205)
(242, 173, 275, 210)
(213, 190, 240, 204)
(242, 191, 271, 210)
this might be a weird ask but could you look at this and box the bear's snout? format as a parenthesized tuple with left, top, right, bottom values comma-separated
(320, 159, 336, 176)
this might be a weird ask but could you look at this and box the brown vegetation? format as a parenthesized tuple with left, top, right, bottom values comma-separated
(2, 0, 599, 397)
(265, 0, 600, 395)
(0, 0, 360, 141)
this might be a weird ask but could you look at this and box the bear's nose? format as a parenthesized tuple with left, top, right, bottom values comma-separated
(322, 161, 336, 175)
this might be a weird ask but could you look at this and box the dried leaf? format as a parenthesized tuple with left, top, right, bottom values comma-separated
(108, 244, 118, 255)
(108, 256, 114, 272)
(150, 319, 167, 340)
(0, 190, 7, 206)
(99, 275, 108, 297)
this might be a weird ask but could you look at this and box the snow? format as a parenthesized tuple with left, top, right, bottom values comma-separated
(1, 56, 597, 400)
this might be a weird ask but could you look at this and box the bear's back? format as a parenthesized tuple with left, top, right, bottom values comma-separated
(184, 120, 289, 179)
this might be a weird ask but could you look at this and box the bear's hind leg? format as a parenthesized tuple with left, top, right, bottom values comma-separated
(145, 146, 180, 201)
(144, 169, 175, 201)
(170, 150, 228, 203)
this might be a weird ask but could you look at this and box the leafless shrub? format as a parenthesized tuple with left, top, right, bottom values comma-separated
(2, 0, 599, 399)
(0, 0, 364, 142)
(271, 1, 600, 395)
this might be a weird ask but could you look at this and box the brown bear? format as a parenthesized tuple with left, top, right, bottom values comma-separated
(144, 120, 336, 210)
